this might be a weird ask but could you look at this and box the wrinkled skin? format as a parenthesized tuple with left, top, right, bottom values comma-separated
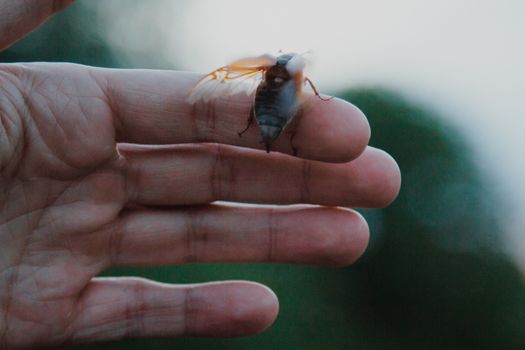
(0, 1, 400, 348)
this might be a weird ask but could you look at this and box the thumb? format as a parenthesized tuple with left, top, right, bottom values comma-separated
(0, 0, 74, 51)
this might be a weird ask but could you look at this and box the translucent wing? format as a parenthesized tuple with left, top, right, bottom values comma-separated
(187, 54, 276, 104)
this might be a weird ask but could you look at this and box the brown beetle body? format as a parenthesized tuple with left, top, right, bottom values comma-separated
(253, 53, 303, 152)
(188, 52, 329, 155)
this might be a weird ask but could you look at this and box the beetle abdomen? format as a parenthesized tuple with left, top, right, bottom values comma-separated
(254, 79, 299, 151)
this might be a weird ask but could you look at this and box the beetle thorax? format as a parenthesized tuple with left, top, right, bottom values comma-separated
(264, 65, 291, 89)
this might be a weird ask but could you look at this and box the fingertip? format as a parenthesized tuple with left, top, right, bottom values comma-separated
(186, 281, 279, 337)
(223, 281, 279, 336)
(345, 209, 370, 264)
(366, 149, 401, 208)
(298, 96, 371, 163)
(333, 101, 371, 163)
(348, 147, 402, 208)
(233, 282, 279, 335)
(378, 150, 402, 207)
(311, 208, 370, 266)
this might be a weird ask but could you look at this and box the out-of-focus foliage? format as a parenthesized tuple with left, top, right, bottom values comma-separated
(3, 2, 525, 349)
(343, 89, 525, 350)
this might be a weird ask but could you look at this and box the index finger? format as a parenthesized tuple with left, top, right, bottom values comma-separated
(96, 68, 370, 163)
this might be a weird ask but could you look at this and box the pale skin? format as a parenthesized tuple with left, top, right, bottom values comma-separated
(0, 0, 401, 348)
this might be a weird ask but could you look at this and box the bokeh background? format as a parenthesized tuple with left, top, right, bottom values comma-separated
(2, 0, 525, 349)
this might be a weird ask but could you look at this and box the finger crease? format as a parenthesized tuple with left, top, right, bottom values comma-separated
(210, 144, 235, 200)
(191, 101, 218, 142)
(300, 159, 312, 203)
(267, 208, 276, 262)
(183, 287, 195, 335)
(189, 103, 200, 141)
(204, 102, 217, 134)
(132, 282, 146, 336)
(108, 219, 124, 265)
(185, 211, 197, 263)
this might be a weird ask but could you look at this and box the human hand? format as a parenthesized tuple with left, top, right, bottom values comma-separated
(0, 1, 400, 348)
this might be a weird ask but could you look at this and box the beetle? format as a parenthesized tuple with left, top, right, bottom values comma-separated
(187, 52, 331, 155)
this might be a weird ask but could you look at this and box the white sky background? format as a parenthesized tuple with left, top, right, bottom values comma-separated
(90, 0, 525, 264)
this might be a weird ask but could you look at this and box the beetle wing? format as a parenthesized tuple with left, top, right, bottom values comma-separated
(187, 54, 276, 104)
(227, 53, 277, 69)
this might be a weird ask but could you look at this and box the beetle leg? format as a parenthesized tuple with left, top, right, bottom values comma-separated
(237, 105, 256, 137)
(256, 139, 272, 153)
(305, 77, 334, 101)
(285, 108, 304, 157)
(265, 141, 272, 153)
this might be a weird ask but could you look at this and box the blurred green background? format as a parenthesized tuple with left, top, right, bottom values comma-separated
(2, 1, 525, 349)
